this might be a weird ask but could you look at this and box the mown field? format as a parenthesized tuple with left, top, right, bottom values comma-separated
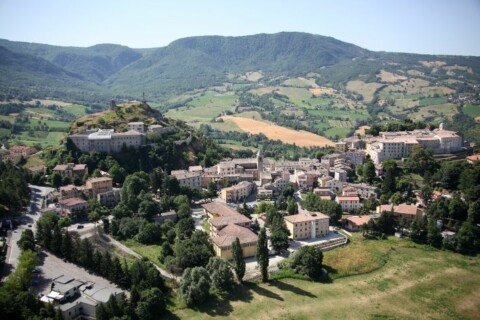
(170, 236, 480, 320)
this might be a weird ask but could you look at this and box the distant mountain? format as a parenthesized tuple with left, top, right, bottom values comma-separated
(0, 32, 479, 104)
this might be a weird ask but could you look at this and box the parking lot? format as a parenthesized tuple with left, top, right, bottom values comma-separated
(32, 250, 119, 296)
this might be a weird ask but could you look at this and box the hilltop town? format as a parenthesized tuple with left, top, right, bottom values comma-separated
(1, 96, 479, 319)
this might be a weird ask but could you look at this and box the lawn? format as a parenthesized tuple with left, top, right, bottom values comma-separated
(121, 239, 162, 266)
(170, 236, 480, 320)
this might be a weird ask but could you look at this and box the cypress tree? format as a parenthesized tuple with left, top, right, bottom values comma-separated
(231, 237, 245, 282)
(256, 228, 269, 282)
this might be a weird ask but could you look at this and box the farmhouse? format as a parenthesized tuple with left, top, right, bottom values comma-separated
(53, 163, 88, 178)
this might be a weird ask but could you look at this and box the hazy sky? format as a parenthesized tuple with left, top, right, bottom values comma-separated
(0, 0, 479, 55)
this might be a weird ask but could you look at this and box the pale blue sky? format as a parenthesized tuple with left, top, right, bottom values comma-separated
(0, 0, 479, 55)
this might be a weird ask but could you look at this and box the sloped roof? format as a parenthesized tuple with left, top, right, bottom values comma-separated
(211, 224, 258, 248)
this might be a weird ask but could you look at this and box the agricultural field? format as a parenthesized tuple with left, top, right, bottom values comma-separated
(220, 115, 335, 147)
(1, 100, 87, 147)
(463, 104, 480, 118)
(282, 77, 318, 88)
(377, 70, 407, 83)
(346, 80, 384, 102)
(171, 236, 480, 320)
(165, 91, 237, 122)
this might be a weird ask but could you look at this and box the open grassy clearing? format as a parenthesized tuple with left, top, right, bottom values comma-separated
(220, 115, 335, 147)
(283, 77, 318, 88)
(377, 70, 407, 83)
(346, 80, 384, 102)
(121, 239, 163, 267)
(463, 104, 480, 118)
(308, 108, 370, 121)
(324, 126, 352, 139)
(171, 236, 480, 320)
(310, 87, 337, 96)
(243, 71, 263, 81)
(236, 111, 263, 120)
(409, 103, 458, 122)
(165, 92, 237, 122)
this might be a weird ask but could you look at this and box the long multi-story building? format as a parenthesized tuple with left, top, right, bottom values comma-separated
(284, 210, 330, 240)
(366, 127, 463, 164)
(70, 129, 146, 153)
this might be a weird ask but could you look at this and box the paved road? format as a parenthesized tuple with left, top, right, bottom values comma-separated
(5, 185, 54, 272)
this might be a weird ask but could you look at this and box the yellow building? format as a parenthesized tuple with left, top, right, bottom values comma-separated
(211, 224, 257, 259)
(220, 181, 254, 202)
(86, 177, 113, 196)
(284, 211, 330, 240)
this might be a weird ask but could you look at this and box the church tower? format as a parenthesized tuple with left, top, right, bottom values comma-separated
(256, 149, 264, 173)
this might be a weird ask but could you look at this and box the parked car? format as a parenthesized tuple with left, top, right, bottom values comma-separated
(77, 224, 84, 229)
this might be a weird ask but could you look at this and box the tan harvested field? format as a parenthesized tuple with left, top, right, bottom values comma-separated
(407, 69, 425, 76)
(243, 71, 263, 81)
(420, 60, 447, 68)
(0, 99, 72, 106)
(443, 64, 473, 74)
(475, 116, 480, 123)
(377, 70, 407, 83)
(355, 125, 370, 135)
(237, 111, 263, 120)
(346, 80, 384, 102)
(310, 87, 337, 95)
(220, 115, 335, 147)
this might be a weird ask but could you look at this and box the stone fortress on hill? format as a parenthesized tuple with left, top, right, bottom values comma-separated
(69, 100, 174, 153)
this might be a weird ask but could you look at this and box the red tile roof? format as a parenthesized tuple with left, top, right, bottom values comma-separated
(211, 224, 258, 248)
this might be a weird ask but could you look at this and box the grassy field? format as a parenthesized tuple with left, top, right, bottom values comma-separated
(165, 91, 237, 122)
(170, 236, 480, 320)
(346, 80, 384, 102)
(283, 77, 318, 88)
(121, 239, 162, 266)
(463, 104, 480, 118)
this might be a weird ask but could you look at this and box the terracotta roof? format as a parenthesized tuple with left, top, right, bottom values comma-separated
(53, 164, 68, 171)
(284, 211, 329, 223)
(87, 177, 112, 183)
(337, 196, 360, 202)
(345, 215, 372, 226)
(211, 224, 258, 248)
(466, 154, 480, 161)
(202, 202, 239, 217)
(28, 165, 46, 173)
(378, 204, 419, 216)
(59, 197, 87, 207)
(210, 214, 251, 228)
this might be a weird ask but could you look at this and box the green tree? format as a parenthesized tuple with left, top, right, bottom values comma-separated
(61, 231, 73, 261)
(289, 246, 323, 279)
(173, 231, 214, 273)
(176, 216, 195, 240)
(287, 197, 298, 215)
(405, 145, 438, 176)
(180, 267, 211, 307)
(206, 257, 234, 291)
(135, 287, 165, 320)
(455, 211, 478, 254)
(302, 193, 342, 224)
(231, 237, 245, 282)
(256, 228, 269, 283)
(362, 157, 376, 183)
(269, 214, 290, 253)
(50, 171, 62, 188)
(108, 164, 127, 184)
(17, 229, 35, 252)
(426, 219, 442, 248)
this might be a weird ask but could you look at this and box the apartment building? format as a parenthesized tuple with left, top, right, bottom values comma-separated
(85, 177, 113, 196)
(220, 181, 254, 202)
(336, 196, 361, 212)
(53, 163, 88, 178)
(171, 170, 202, 190)
(69, 129, 146, 153)
(284, 211, 330, 240)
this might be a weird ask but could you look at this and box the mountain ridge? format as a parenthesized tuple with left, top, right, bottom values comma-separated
(1, 32, 479, 104)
